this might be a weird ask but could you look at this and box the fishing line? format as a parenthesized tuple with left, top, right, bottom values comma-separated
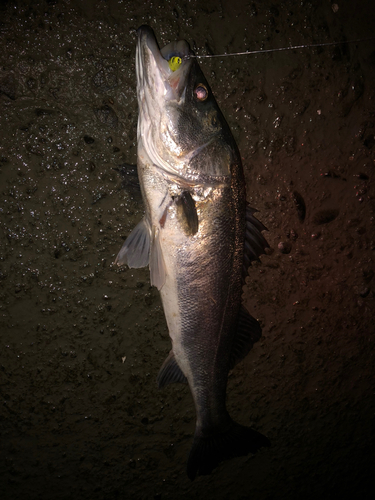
(189, 36, 375, 59)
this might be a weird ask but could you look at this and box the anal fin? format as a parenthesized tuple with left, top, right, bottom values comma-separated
(157, 350, 188, 388)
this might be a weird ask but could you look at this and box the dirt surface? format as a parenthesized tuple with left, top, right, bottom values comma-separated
(1, 1, 375, 499)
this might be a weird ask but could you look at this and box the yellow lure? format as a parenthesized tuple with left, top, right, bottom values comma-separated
(168, 56, 182, 71)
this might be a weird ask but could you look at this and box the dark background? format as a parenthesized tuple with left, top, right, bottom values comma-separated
(0, 0, 374, 498)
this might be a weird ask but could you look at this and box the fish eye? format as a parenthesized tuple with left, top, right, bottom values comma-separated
(194, 84, 208, 101)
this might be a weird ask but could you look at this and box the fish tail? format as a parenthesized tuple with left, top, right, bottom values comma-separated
(186, 421, 270, 481)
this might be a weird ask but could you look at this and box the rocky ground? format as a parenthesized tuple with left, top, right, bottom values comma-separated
(0, 0, 374, 499)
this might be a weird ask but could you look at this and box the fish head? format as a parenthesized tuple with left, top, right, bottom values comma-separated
(136, 26, 238, 184)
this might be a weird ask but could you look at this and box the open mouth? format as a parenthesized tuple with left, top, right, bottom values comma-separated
(137, 25, 193, 95)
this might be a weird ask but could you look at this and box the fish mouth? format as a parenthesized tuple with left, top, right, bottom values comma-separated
(136, 25, 193, 102)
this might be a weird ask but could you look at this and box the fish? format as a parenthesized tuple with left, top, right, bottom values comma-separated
(115, 25, 270, 480)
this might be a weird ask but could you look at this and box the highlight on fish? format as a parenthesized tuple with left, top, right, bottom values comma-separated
(115, 25, 270, 480)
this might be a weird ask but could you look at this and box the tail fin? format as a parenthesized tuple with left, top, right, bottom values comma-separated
(186, 421, 270, 481)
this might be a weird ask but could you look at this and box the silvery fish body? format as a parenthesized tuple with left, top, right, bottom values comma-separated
(115, 26, 270, 479)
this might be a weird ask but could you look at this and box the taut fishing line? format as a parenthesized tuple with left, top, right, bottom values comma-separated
(189, 36, 375, 59)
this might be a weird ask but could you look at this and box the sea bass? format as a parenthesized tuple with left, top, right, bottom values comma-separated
(115, 25, 270, 480)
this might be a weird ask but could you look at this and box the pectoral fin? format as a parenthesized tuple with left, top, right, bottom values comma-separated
(175, 191, 199, 236)
(114, 217, 151, 268)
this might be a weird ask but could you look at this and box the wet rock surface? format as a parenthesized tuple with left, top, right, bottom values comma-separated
(0, 1, 374, 499)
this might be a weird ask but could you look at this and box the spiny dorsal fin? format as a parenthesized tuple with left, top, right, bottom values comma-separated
(243, 205, 269, 280)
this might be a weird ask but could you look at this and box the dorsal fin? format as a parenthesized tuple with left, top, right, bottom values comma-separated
(243, 206, 269, 280)
(229, 306, 262, 370)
